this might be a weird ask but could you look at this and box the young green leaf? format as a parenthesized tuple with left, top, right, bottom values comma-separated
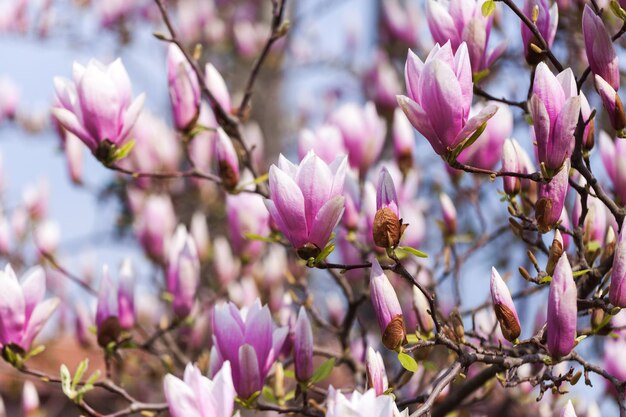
(482, 0, 496, 17)
(72, 359, 89, 390)
(60, 364, 74, 399)
(398, 352, 418, 373)
(309, 358, 335, 384)
(397, 246, 428, 258)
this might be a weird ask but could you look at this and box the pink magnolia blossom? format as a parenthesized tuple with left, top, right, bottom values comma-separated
(0, 264, 59, 351)
(265, 151, 347, 259)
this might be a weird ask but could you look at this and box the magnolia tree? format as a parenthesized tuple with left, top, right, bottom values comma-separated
(2, 0, 626, 415)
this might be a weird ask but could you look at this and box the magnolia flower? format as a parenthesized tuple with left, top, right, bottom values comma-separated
(205, 63, 231, 113)
(265, 151, 347, 260)
(294, 307, 314, 382)
(595, 75, 626, 132)
(529, 63, 580, 174)
(599, 131, 626, 203)
(610, 219, 626, 308)
(393, 108, 415, 175)
(561, 400, 577, 417)
(373, 168, 407, 249)
(520, 0, 557, 65)
(163, 361, 238, 417)
(52, 59, 145, 162)
(329, 102, 386, 175)
(366, 347, 389, 395)
(582, 5, 619, 91)
(226, 193, 270, 263)
(547, 253, 577, 358)
(326, 386, 399, 417)
(135, 194, 176, 262)
(440, 193, 457, 236)
(536, 159, 570, 233)
(370, 259, 406, 350)
(381, 0, 420, 45)
(166, 225, 200, 318)
(215, 128, 240, 191)
(398, 42, 497, 158)
(0, 264, 59, 351)
(501, 138, 530, 196)
(22, 381, 39, 417)
(167, 44, 200, 131)
(413, 286, 434, 334)
(211, 299, 288, 398)
(490, 267, 521, 342)
(297, 124, 346, 165)
(95, 263, 136, 346)
(426, 0, 506, 71)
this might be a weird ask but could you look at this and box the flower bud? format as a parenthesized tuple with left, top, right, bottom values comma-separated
(294, 307, 314, 382)
(297, 125, 346, 165)
(215, 128, 240, 191)
(167, 44, 200, 131)
(22, 381, 39, 417)
(582, 5, 619, 91)
(440, 193, 457, 236)
(205, 63, 231, 113)
(166, 225, 200, 318)
(536, 159, 569, 233)
(370, 259, 406, 350)
(521, 0, 557, 65)
(329, 102, 386, 176)
(413, 286, 434, 334)
(393, 108, 415, 175)
(490, 267, 521, 342)
(561, 400, 577, 417)
(366, 347, 389, 395)
(190, 211, 210, 262)
(117, 258, 135, 330)
(610, 218, 626, 308)
(546, 230, 565, 276)
(373, 167, 407, 249)
(502, 138, 522, 196)
(96, 265, 121, 347)
(595, 75, 626, 132)
(547, 253, 577, 358)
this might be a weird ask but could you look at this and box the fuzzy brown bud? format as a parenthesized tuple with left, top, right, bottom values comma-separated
(373, 207, 407, 248)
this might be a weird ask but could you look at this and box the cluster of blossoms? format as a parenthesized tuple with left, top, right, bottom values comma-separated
(5, 0, 626, 415)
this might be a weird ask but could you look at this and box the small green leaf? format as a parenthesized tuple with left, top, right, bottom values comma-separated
(587, 241, 601, 253)
(60, 365, 73, 399)
(283, 390, 296, 402)
(23, 345, 46, 361)
(398, 352, 418, 373)
(85, 369, 101, 386)
(283, 369, 295, 379)
(314, 243, 335, 265)
(397, 246, 428, 258)
(482, 0, 496, 16)
(610, 0, 626, 20)
(449, 122, 487, 162)
(253, 173, 269, 185)
(112, 139, 135, 163)
(261, 386, 276, 403)
(405, 334, 419, 344)
(72, 359, 89, 390)
(243, 232, 275, 243)
(472, 69, 491, 83)
(309, 358, 335, 384)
